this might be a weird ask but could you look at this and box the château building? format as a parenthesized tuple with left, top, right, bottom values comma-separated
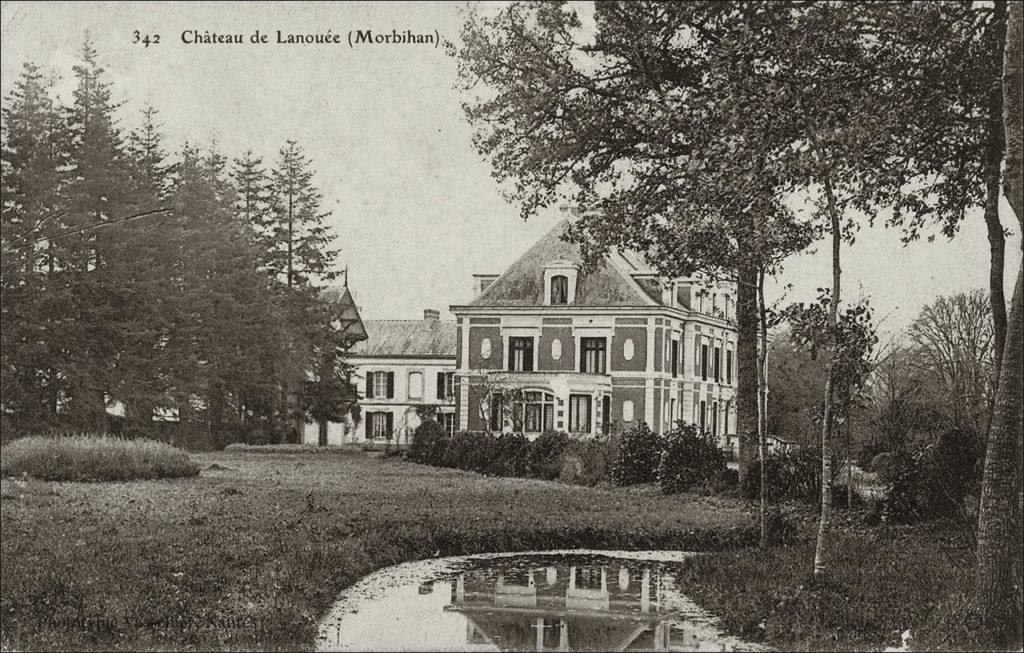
(449, 215, 738, 446)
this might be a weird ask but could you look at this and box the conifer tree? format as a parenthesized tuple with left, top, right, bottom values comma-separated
(264, 140, 338, 293)
(0, 62, 69, 426)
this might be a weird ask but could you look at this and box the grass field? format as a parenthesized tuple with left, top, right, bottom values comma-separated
(0, 451, 757, 651)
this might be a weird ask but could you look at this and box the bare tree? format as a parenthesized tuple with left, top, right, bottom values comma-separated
(907, 290, 995, 435)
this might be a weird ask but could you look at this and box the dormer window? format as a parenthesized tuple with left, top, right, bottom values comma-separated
(543, 259, 579, 305)
(551, 275, 569, 304)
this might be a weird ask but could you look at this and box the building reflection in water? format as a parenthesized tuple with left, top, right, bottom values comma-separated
(446, 558, 726, 651)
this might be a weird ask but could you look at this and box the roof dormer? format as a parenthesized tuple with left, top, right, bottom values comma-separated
(543, 259, 579, 305)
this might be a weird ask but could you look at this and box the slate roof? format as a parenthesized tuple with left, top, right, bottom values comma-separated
(349, 319, 457, 358)
(469, 220, 657, 307)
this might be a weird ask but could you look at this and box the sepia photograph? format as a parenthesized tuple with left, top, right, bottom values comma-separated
(1, 1, 1022, 651)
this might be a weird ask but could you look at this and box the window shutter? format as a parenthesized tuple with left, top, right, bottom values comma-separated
(385, 412, 393, 435)
(437, 372, 445, 400)
(366, 412, 375, 437)
(386, 372, 395, 398)
(693, 335, 700, 371)
(366, 372, 374, 399)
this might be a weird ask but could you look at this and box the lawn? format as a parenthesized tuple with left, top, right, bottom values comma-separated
(0, 450, 756, 651)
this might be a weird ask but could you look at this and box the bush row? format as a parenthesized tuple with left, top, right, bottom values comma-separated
(407, 421, 613, 485)
(0, 434, 200, 482)
(609, 423, 733, 495)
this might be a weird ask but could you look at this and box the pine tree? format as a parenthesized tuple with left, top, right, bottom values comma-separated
(62, 39, 159, 431)
(261, 140, 340, 441)
(263, 140, 338, 292)
(0, 62, 69, 427)
(170, 143, 295, 440)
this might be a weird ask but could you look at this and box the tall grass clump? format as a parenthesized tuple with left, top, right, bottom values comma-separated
(0, 434, 200, 481)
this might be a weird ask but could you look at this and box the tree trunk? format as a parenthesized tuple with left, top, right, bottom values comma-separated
(976, 4, 1023, 644)
(736, 261, 759, 482)
(975, 265, 1023, 647)
(813, 155, 841, 578)
(757, 267, 769, 548)
(846, 414, 853, 510)
(984, 0, 1009, 425)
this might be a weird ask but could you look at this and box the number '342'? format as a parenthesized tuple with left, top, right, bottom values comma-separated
(133, 31, 160, 47)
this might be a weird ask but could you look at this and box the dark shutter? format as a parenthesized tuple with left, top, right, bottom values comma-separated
(385, 412, 393, 435)
(366, 372, 374, 399)
(490, 392, 503, 431)
(366, 412, 375, 438)
(386, 372, 395, 398)
(437, 372, 445, 400)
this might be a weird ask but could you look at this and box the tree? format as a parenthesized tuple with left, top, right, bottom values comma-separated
(168, 143, 294, 439)
(850, 3, 1011, 404)
(263, 140, 338, 292)
(907, 291, 995, 436)
(975, 1, 1023, 645)
(0, 62, 69, 427)
(232, 150, 271, 268)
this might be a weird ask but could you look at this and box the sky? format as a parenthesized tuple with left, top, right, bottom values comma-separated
(1, 1, 1019, 337)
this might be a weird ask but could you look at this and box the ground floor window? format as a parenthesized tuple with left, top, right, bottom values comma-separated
(440, 412, 455, 435)
(517, 390, 554, 433)
(569, 394, 592, 434)
(368, 411, 392, 439)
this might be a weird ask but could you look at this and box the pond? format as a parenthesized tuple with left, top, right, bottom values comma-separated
(316, 550, 764, 652)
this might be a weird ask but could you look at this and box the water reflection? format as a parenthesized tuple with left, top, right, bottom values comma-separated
(317, 552, 760, 652)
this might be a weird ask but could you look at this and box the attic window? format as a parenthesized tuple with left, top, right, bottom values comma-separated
(543, 260, 579, 306)
(550, 275, 568, 304)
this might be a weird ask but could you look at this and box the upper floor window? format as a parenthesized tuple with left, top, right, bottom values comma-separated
(366, 371, 394, 399)
(509, 337, 534, 372)
(726, 350, 733, 385)
(408, 371, 423, 399)
(580, 337, 607, 374)
(550, 275, 569, 304)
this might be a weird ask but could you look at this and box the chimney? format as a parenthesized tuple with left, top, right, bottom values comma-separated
(559, 204, 581, 222)
(424, 308, 439, 323)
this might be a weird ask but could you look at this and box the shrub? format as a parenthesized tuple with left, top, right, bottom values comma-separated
(487, 432, 531, 477)
(525, 430, 571, 480)
(442, 431, 495, 473)
(871, 451, 901, 482)
(881, 429, 980, 525)
(741, 447, 823, 504)
(657, 425, 728, 494)
(856, 437, 889, 469)
(710, 466, 740, 494)
(0, 434, 200, 482)
(408, 420, 449, 465)
(609, 423, 663, 487)
(559, 436, 615, 486)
